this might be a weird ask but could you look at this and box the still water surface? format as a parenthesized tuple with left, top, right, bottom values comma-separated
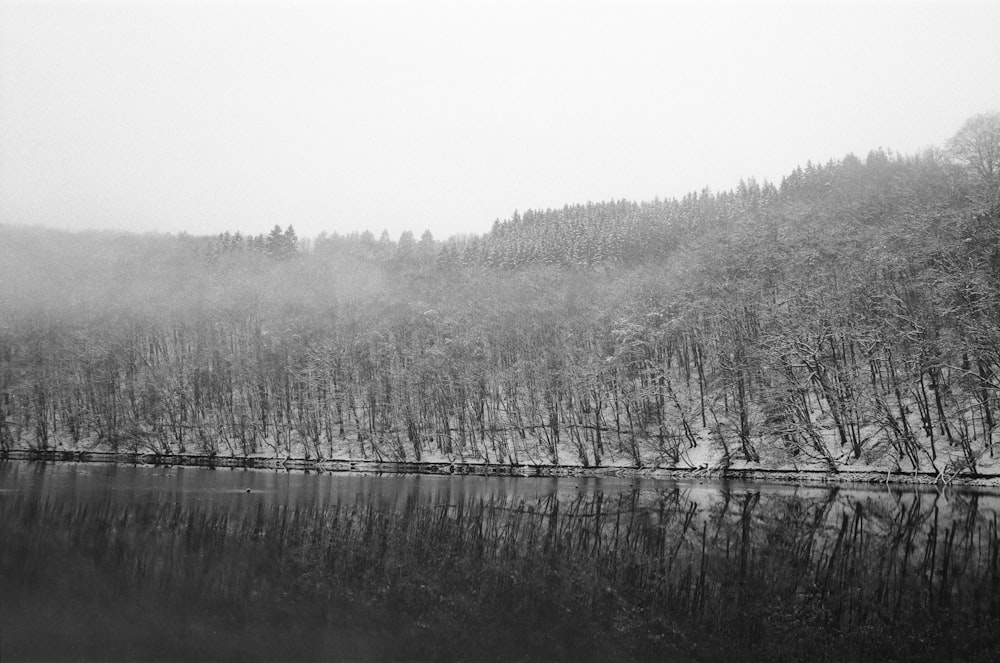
(3, 461, 1000, 662)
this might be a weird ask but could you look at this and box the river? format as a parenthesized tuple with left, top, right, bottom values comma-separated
(2, 461, 999, 662)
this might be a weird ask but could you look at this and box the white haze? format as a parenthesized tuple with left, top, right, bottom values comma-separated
(1, 0, 999, 241)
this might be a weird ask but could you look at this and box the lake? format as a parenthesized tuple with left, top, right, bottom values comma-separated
(2, 461, 999, 662)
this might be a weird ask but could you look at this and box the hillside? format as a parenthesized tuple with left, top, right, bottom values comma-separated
(2, 113, 1000, 479)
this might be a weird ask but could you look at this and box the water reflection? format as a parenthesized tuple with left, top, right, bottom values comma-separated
(0, 461, 642, 509)
(2, 461, 999, 662)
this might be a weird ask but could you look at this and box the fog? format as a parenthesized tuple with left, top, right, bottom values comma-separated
(2, 0, 999, 240)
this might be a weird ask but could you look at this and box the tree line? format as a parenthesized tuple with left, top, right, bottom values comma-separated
(2, 113, 999, 475)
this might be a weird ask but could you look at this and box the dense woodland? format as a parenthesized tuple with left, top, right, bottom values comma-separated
(2, 113, 1000, 476)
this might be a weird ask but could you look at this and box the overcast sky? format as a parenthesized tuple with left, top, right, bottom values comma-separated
(2, 0, 999, 241)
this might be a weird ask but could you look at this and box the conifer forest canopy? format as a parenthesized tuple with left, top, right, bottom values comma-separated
(2, 113, 1000, 478)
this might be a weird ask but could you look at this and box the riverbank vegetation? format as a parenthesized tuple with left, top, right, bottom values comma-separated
(2, 113, 1000, 477)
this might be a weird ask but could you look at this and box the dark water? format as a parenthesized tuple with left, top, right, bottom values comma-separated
(3, 462, 1000, 662)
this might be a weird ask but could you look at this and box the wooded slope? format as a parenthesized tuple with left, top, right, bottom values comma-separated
(3, 114, 999, 476)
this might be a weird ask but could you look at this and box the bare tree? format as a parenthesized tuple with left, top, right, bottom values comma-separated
(948, 112, 1000, 209)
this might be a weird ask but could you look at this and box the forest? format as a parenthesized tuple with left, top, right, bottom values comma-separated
(2, 113, 999, 478)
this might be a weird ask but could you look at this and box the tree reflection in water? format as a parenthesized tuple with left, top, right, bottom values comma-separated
(2, 474, 999, 662)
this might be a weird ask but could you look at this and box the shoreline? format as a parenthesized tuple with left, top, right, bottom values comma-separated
(4, 448, 1000, 488)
